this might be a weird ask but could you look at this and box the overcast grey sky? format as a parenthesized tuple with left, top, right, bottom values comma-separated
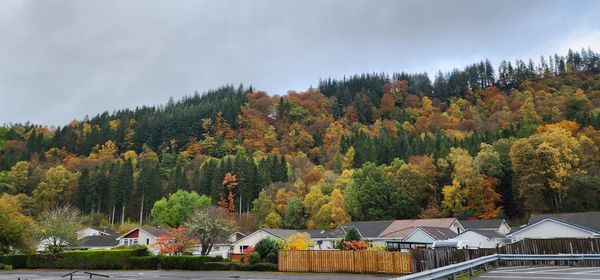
(1, 0, 599, 126)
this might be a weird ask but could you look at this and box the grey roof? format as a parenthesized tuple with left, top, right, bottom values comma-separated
(79, 235, 119, 247)
(312, 228, 347, 239)
(459, 219, 505, 230)
(261, 228, 303, 239)
(465, 229, 506, 239)
(142, 226, 170, 237)
(89, 227, 118, 235)
(529, 212, 600, 232)
(419, 227, 457, 240)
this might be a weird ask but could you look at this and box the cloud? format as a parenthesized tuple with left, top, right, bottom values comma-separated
(0, 0, 598, 125)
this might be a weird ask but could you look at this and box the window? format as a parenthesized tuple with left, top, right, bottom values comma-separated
(240, 245, 249, 253)
(124, 240, 129, 246)
(146, 239, 150, 245)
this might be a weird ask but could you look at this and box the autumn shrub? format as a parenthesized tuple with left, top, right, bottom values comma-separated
(343, 240, 368, 250)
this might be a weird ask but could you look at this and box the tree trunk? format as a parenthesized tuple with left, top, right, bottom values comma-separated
(121, 203, 125, 224)
(139, 194, 144, 225)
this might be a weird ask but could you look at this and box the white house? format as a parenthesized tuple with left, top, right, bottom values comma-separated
(459, 219, 511, 235)
(507, 218, 600, 242)
(453, 230, 511, 248)
(231, 229, 322, 254)
(192, 232, 246, 258)
(76, 227, 116, 239)
(116, 227, 169, 254)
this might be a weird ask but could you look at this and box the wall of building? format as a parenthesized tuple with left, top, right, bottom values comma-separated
(510, 220, 595, 242)
(232, 231, 278, 254)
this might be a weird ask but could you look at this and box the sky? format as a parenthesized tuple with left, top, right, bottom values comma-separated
(1, 0, 599, 126)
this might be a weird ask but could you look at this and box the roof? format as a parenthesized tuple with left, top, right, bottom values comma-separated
(419, 227, 457, 240)
(507, 217, 600, 237)
(459, 219, 505, 230)
(261, 228, 304, 239)
(379, 218, 458, 237)
(529, 212, 600, 232)
(78, 235, 119, 247)
(213, 232, 247, 245)
(117, 226, 169, 240)
(458, 229, 506, 239)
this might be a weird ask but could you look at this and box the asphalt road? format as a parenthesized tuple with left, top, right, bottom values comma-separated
(475, 266, 600, 280)
(0, 270, 398, 280)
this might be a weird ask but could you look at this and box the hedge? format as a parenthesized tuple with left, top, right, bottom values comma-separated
(157, 255, 216, 270)
(127, 256, 158, 270)
(27, 249, 148, 269)
(0, 255, 28, 269)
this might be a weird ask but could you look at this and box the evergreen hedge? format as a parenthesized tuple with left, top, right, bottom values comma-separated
(0, 255, 28, 269)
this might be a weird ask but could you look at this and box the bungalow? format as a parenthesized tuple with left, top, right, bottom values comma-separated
(74, 227, 119, 250)
(192, 232, 247, 258)
(231, 228, 323, 254)
(506, 211, 600, 242)
(459, 219, 511, 235)
(312, 218, 464, 251)
(77, 227, 117, 239)
(116, 226, 169, 254)
(452, 230, 511, 248)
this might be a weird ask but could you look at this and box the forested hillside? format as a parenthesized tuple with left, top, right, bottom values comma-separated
(1, 49, 600, 231)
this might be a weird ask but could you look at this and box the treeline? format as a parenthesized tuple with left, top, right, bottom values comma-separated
(1, 49, 600, 232)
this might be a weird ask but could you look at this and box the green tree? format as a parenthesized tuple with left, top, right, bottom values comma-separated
(0, 194, 36, 254)
(151, 190, 211, 228)
(38, 205, 82, 254)
(186, 206, 237, 255)
(283, 198, 305, 229)
(344, 227, 361, 242)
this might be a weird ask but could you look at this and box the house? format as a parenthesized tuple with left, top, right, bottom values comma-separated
(452, 229, 511, 248)
(192, 232, 247, 258)
(231, 228, 323, 254)
(116, 226, 169, 254)
(506, 212, 600, 242)
(312, 218, 464, 251)
(74, 227, 119, 250)
(459, 219, 511, 235)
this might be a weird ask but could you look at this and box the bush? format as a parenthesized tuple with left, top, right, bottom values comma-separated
(27, 249, 149, 269)
(214, 255, 224, 262)
(254, 238, 280, 263)
(0, 255, 28, 269)
(0, 263, 3, 269)
(3, 265, 12, 270)
(199, 262, 231, 270)
(127, 256, 158, 270)
(248, 252, 261, 265)
(158, 256, 215, 270)
(236, 263, 278, 271)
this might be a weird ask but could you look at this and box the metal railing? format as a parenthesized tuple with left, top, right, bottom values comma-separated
(391, 254, 600, 280)
(60, 271, 110, 279)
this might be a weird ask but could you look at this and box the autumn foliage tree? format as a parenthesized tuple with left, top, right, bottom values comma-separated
(152, 226, 198, 255)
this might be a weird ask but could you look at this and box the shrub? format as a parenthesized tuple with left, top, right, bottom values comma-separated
(0, 255, 28, 269)
(213, 255, 224, 262)
(3, 265, 12, 270)
(158, 256, 215, 270)
(254, 238, 280, 263)
(200, 262, 231, 270)
(248, 252, 261, 265)
(127, 256, 158, 270)
(0, 263, 4, 269)
(236, 263, 278, 271)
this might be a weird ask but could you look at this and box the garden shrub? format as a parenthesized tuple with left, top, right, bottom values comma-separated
(199, 262, 231, 270)
(3, 265, 12, 270)
(248, 252, 261, 265)
(254, 238, 280, 263)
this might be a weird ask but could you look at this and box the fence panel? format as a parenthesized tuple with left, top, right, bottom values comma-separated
(278, 250, 412, 274)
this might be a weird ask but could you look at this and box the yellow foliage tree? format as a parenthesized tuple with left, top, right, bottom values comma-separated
(282, 232, 314, 250)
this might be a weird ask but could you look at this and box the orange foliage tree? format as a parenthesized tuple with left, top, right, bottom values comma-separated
(152, 226, 198, 255)
(218, 172, 238, 214)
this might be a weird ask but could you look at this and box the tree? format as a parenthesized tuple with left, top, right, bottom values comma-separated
(262, 211, 283, 228)
(283, 198, 305, 229)
(152, 226, 198, 255)
(314, 189, 350, 229)
(151, 190, 211, 228)
(38, 205, 82, 254)
(185, 206, 237, 255)
(33, 166, 80, 211)
(218, 172, 238, 214)
(0, 194, 36, 253)
(345, 162, 418, 220)
(344, 227, 361, 242)
(252, 189, 276, 228)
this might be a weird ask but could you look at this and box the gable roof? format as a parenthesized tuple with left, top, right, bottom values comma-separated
(529, 212, 600, 232)
(261, 228, 303, 239)
(459, 219, 505, 230)
(507, 217, 600, 237)
(380, 218, 458, 237)
(419, 227, 457, 240)
(117, 226, 169, 240)
(457, 229, 506, 239)
(78, 235, 119, 247)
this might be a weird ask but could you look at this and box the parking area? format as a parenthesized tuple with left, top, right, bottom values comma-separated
(475, 266, 600, 280)
(0, 270, 395, 280)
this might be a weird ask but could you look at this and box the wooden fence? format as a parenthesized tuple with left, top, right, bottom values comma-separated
(412, 238, 600, 272)
(278, 250, 412, 274)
